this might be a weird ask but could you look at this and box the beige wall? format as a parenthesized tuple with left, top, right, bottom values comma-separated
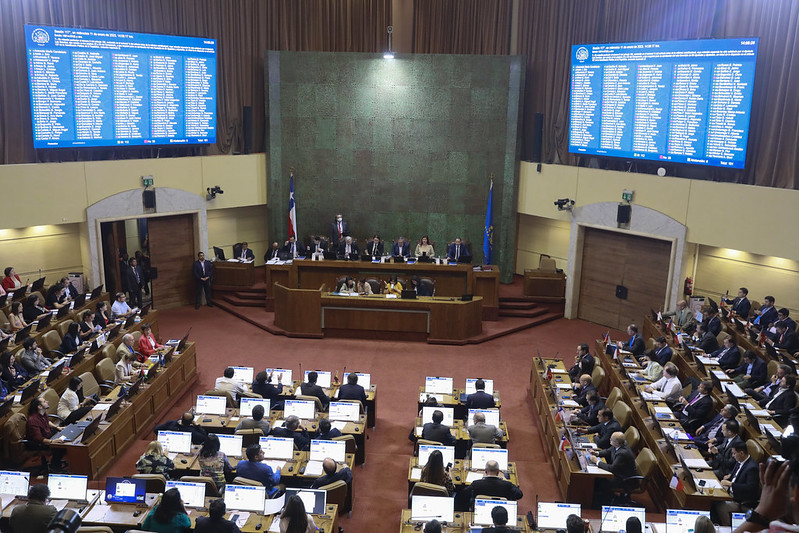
(0, 154, 268, 282)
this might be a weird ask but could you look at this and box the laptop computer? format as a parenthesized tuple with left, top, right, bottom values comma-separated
(56, 306, 70, 320)
(105, 395, 126, 422)
(47, 474, 88, 503)
(104, 477, 146, 504)
(743, 406, 762, 435)
(89, 285, 104, 300)
(284, 488, 327, 515)
(0, 398, 14, 418)
(14, 325, 32, 344)
(52, 420, 94, 443)
(31, 277, 46, 293)
(47, 360, 67, 385)
(176, 328, 192, 353)
(140, 303, 151, 317)
(20, 379, 42, 404)
(123, 315, 136, 329)
(81, 415, 103, 442)
(107, 323, 122, 341)
(401, 289, 417, 299)
(73, 293, 86, 309)
(323, 251, 338, 261)
(35, 313, 53, 331)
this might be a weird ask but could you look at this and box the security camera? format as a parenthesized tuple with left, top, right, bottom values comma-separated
(554, 198, 575, 211)
(206, 186, 224, 200)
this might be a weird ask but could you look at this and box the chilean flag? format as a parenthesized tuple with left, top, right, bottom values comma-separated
(288, 173, 297, 240)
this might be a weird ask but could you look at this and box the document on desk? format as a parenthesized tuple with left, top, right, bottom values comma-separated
(263, 460, 286, 472)
(51, 499, 69, 512)
(304, 460, 324, 477)
(653, 406, 672, 414)
(748, 409, 770, 417)
(683, 458, 711, 469)
(264, 494, 285, 516)
(713, 370, 730, 381)
(234, 512, 250, 527)
(411, 467, 422, 480)
(663, 428, 691, 441)
(723, 382, 746, 398)
(640, 391, 661, 401)
(560, 399, 580, 408)
(466, 471, 484, 483)
(92, 403, 112, 411)
(586, 465, 607, 474)
(83, 504, 109, 523)
(167, 452, 178, 461)
(550, 368, 567, 374)
(622, 362, 639, 368)
(330, 421, 347, 431)
(700, 479, 723, 489)
(269, 518, 282, 532)
(555, 383, 572, 390)
(415, 426, 423, 437)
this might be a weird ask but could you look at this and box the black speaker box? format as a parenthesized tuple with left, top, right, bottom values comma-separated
(142, 189, 156, 209)
(617, 204, 631, 224)
(242, 105, 253, 154)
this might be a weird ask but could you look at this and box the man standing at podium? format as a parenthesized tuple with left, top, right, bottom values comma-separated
(330, 213, 349, 247)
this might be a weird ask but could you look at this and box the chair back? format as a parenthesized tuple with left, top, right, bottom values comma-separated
(767, 359, 779, 381)
(612, 401, 632, 429)
(96, 358, 115, 383)
(332, 434, 357, 454)
(100, 343, 117, 362)
(296, 394, 324, 412)
(472, 442, 500, 449)
(179, 475, 220, 497)
(235, 428, 264, 448)
(80, 371, 101, 397)
(606, 387, 622, 409)
(335, 399, 364, 413)
(420, 278, 436, 296)
(131, 474, 166, 494)
(204, 389, 236, 408)
(319, 479, 350, 514)
(232, 476, 263, 486)
(624, 426, 640, 451)
(41, 330, 63, 353)
(409, 482, 449, 498)
(746, 439, 766, 463)
(591, 366, 606, 391)
(365, 278, 381, 294)
(76, 527, 115, 533)
(1, 413, 28, 463)
(636, 447, 657, 477)
(414, 438, 441, 455)
(56, 320, 72, 339)
(647, 337, 656, 352)
(42, 388, 60, 417)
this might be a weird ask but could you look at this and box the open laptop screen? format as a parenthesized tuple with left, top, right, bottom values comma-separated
(195, 395, 227, 415)
(105, 477, 146, 503)
(731, 513, 746, 531)
(231, 366, 254, 383)
(538, 502, 581, 530)
(259, 437, 295, 460)
(343, 372, 371, 389)
(328, 401, 360, 422)
(213, 434, 243, 457)
(411, 495, 455, 522)
(157, 431, 192, 454)
(471, 447, 508, 471)
(666, 509, 710, 533)
(474, 499, 517, 526)
(0, 471, 29, 497)
(418, 444, 455, 468)
(284, 488, 327, 515)
(425, 376, 453, 395)
(166, 480, 206, 509)
(468, 408, 500, 428)
(600, 506, 646, 532)
(465, 378, 494, 395)
(48, 474, 88, 501)
(265, 368, 292, 383)
(421, 406, 454, 426)
(284, 399, 315, 420)
(309, 439, 346, 462)
(239, 397, 271, 417)
(304, 370, 332, 388)
(224, 484, 266, 512)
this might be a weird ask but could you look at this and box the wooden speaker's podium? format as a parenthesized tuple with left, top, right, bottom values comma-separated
(273, 283, 322, 337)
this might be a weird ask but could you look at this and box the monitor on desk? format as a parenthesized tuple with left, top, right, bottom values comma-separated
(468, 408, 500, 428)
(48, 474, 88, 501)
(47, 360, 66, 385)
(213, 433, 243, 457)
(421, 406, 454, 426)
(731, 513, 746, 531)
(425, 376, 453, 395)
(259, 437, 295, 460)
(224, 484, 266, 512)
(166, 480, 207, 509)
(20, 379, 42, 404)
(474, 499, 517, 526)
(239, 397, 271, 417)
(343, 372, 371, 389)
(284, 488, 327, 515)
(411, 495, 455, 522)
(195, 395, 227, 416)
(418, 444, 455, 468)
(465, 378, 494, 395)
(328, 401, 360, 422)
(157, 431, 193, 455)
(600, 506, 646, 533)
(231, 366, 254, 384)
(105, 477, 146, 504)
(537, 502, 581, 530)
(309, 439, 346, 462)
(743, 406, 762, 435)
(266, 368, 293, 384)
(666, 509, 710, 533)
(0, 470, 30, 497)
(284, 399, 316, 420)
(471, 447, 509, 471)
(304, 370, 332, 388)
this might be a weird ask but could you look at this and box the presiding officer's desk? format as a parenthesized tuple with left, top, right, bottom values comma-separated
(398, 509, 532, 533)
(212, 259, 255, 287)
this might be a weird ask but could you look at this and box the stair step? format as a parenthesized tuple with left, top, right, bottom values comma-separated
(233, 291, 266, 301)
(219, 294, 264, 308)
(498, 308, 549, 319)
(499, 301, 538, 310)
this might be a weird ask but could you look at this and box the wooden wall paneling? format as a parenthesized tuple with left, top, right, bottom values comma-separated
(148, 215, 195, 309)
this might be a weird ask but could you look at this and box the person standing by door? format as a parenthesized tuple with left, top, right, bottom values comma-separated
(193, 252, 214, 309)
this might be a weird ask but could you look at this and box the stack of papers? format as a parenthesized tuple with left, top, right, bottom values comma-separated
(304, 461, 324, 477)
(330, 421, 347, 431)
(263, 460, 286, 472)
(560, 399, 580, 408)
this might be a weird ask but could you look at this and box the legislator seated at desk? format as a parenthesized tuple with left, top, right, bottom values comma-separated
(195, 498, 242, 533)
(265, 242, 281, 262)
(468, 460, 522, 506)
(726, 351, 767, 389)
(711, 338, 741, 371)
(446, 238, 471, 263)
(300, 371, 330, 411)
(393, 237, 411, 259)
(577, 408, 620, 450)
(587, 431, 639, 504)
(711, 441, 760, 525)
(465, 379, 495, 410)
(8, 483, 57, 533)
(237, 443, 282, 496)
(617, 324, 646, 358)
(283, 236, 306, 259)
(271, 415, 312, 451)
(415, 409, 457, 446)
(155, 412, 208, 445)
(336, 237, 359, 260)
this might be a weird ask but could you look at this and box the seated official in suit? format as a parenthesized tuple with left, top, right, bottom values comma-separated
(568, 343, 595, 381)
(419, 409, 456, 446)
(643, 363, 682, 403)
(569, 391, 605, 426)
(481, 505, 512, 533)
(366, 235, 384, 257)
(271, 415, 311, 451)
(618, 324, 646, 357)
(282, 236, 306, 258)
(115, 351, 141, 384)
(236, 444, 281, 496)
(465, 379, 495, 409)
(749, 295, 778, 331)
(588, 431, 639, 494)
(652, 336, 673, 366)
(704, 306, 722, 337)
(468, 411, 504, 444)
(694, 404, 738, 450)
(309, 235, 327, 256)
(155, 412, 208, 445)
(392, 236, 410, 258)
(579, 408, 621, 449)
(20, 338, 52, 374)
(663, 300, 697, 333)
(415, 235, 435, 258)
(418, 449, 455, 496)
(337, 236, 359, 260)
(338, 372, 368, 405)
(115, 334, 137, 363)
(9, 483, 58, 533)
(674, 380, 714, 431)
(409, 276, 432, 296)
(446, 238, 470, 262)
(711, 337, 741, 371)
(723, 287, 751, 319)
(469, 460, 523, 503)
(713, 441, 761, 525)
(301, 371, 330, 410)
(726, 350, 768, 389)
(235, 404, 271, 434)
(746, 363, 791, 402)
(251, 370, 285, 407)
(237, 241, 255, 261)
(311, 457, 353, 489)
(635, 351, 663, 382)
(265, 241, 281, 261)
(313, 418, 342, 440)
(214, 366, 247, 404)
(572, 374, 597, 407)
(709, 419, 743, 479)
(774, 308, 797, 335)
(760, 375, 798, 425)
(766, 320, 799, 355)
(693, 322, 720, 353)
(195, 499, 241, 533)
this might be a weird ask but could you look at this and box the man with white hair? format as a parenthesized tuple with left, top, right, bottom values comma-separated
(337, 235, 359, 260)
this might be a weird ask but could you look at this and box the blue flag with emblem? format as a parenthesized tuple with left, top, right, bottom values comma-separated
(483, 178, 494, 264)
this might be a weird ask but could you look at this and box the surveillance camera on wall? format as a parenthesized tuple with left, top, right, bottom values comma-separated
(554, 198, 575, 211)
(206, 185, 224, 200)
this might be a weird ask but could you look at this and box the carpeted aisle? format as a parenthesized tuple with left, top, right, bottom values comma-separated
(106, 304, 622, 530)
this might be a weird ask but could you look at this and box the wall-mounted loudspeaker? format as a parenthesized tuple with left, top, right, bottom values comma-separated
(617, 204, 631, 224)
(142, 189, 156, 210)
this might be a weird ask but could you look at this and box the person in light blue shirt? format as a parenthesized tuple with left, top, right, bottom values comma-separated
(235, 443, 281, 496)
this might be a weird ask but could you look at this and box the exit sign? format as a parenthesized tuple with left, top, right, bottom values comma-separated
(142, 176, 154, 187)
(622, 189, 634, 202)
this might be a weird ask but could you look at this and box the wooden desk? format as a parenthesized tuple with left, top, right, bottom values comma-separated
(398, 509, 532, 533)
(188, 503, 339, 533)
(417, 387, 504, 420)
(212, 260, 255, 287)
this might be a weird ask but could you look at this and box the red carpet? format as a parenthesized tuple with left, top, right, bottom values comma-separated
(104, 303, 631, 528)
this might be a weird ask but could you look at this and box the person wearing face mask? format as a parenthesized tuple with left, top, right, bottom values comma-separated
(329, 214, 349, 247)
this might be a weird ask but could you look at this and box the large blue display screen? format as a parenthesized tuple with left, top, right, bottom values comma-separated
(569, 38, 758, 169)
(25, 25, 217, 148)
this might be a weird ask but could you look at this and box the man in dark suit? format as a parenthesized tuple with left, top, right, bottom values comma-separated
(330, 214, 349, 247)
(251, 370, 285, 409)
(192, 252, 213, 309)
(568, 343, 595, 381)
(446, 238, 470, 262)
(572, 374, 597, 407)
(365, 235, 383, 257)
(300, 371, 329, 411)
(712, 337, 741, 370)
(750, 295, 778, 330)
(767, 321, 799, 355)
(746, 363, 791, 402)
(618, 324, 646, 357)
(468, 460, 523, 504)
(709, 419, 743, 478)
(270, 415, 310, 451)
(589, 431, 639, 489)
(311, 457, 353, 489)
(154, 411, 208, 445)
(338, 372, 368, 405)
(695, 322, 720, 353)
(572, 391, 605, 426)
(704, 307, 722, 337)
(481, 505, 513, 533)
(727, 350, 767, 388)
(9, 483, 57, 533)
(392, 237, 410, 258)
(761, 375, 798, 425)
(775, 308, 797, 334)
(714, 441, 761, 525)
(723, 287, 751, 319)
(581, 408, 621, 449)
(237, 241, 255, 261)
(652, 337, 673, 366)
(465, 379, 495, 409)
(420, 409, 456, 445)
(674, 380, 714, 431)
(282, 236, 306, 258)
(337, 236, 359, 260)
(264, 241, 281, 261)
(694, 404, 738, 450)
(126, 257, 144, 308)
(309, 236, 327, 255)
